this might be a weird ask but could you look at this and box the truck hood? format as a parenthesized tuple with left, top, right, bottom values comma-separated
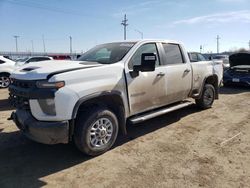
(229, 53, 250, 67)
(10, 60, 102, 80)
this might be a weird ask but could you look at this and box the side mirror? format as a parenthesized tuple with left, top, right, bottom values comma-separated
(133, 53, 156, 72)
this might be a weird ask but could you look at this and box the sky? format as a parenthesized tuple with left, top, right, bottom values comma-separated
(0, 0, 249, 53)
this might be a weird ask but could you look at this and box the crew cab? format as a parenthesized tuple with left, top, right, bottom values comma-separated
(9, 40, 223, 156)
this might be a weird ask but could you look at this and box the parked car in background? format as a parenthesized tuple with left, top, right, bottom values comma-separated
(0, 56, 16, 88)
(223, 52, 250, 87)
(15, 56, 52, 67)
(213, 55, 230, 69)
(50, 55, 71, 60)
(188, 52, 207, 62)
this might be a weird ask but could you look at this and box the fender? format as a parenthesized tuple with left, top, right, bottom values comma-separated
(198, 74, 219, 99)
(72, 90, 125, 118)
(71, 90, 127, 135)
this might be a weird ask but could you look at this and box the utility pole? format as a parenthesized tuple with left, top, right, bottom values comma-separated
(69, 36, 72, 54)
(42, 35, 46, 54)
(13, 35, 20, 53)
(216, 35, 220, 54)
(135, 29, 143, 39)
(31, 40, 34, 53)
(248, 40, 250, 50)
(200, 45, 202, 53)
(121, 14, 128, 40)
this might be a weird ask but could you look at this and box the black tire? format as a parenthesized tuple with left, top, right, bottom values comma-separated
(74, 106, 119, 156)
(0, 73, 10, 88)
(195, 84, 215, 109)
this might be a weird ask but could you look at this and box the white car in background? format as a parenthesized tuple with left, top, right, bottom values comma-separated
(0, 56, 16, 88)
(15, 56, 53, 67)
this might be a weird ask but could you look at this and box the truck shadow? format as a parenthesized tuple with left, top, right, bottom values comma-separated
(219, 86, 250, 94)
(0, 105, 200, 187)
(115, 104, 200, 145)
(0, 99, 14, 111)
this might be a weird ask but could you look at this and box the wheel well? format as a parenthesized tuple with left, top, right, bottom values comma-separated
(204, 75, 219, 99)
(73, 94, 127, 136)
(0, 72, 10, 76)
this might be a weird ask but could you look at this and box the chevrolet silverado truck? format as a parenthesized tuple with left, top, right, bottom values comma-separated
(9, 40, 223, 156)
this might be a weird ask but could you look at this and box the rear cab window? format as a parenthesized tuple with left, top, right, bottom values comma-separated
(162, 43, 185, 65)
(189, 53, 198, 62)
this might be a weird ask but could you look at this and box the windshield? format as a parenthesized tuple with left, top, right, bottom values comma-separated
(78, 42, 136, 64)
(16, 57, 29, 62)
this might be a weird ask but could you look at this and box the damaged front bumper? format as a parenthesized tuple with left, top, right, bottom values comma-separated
(11, 109, 69, 144)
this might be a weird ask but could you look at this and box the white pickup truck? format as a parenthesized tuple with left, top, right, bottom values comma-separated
(9, 40, 223, 156)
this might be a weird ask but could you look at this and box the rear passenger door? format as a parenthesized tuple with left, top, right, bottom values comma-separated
(160, 43, 192, 104)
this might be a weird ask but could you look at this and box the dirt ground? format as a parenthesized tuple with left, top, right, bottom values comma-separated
(0, 87, 249, 188)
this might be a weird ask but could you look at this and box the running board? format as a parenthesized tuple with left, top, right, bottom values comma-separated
(129, 101, 193, 124)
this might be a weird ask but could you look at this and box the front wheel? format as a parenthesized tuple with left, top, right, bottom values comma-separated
(74, 107, 119, 156)
(195, 84, 215, 109)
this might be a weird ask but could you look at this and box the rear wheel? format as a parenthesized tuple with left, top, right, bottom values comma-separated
(74, 106, 119, 156)
(195, 84, 215, 109)
(0, 73, 10, 88)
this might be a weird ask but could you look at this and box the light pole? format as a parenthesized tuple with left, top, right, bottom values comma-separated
(216, 35, 220, 54)
(13, 35, 20, 52)
(69, 36, 72, 54)
(121, 14, 128, 40)
(31, 40, 34, 53)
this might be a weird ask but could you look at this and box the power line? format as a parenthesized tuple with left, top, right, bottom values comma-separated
(13, 35, 20, 53)
(134, 29, 143, 39)
(121, 14, 128, 40)
(5, 0, 107, 20)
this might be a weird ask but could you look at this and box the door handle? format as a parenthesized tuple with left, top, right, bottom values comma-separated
(184, 69, 191, 73)
(157, 72, 165, 77)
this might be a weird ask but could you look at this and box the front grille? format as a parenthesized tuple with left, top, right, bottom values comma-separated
(11, 79, 36, 88)
(9, 79, 37, 110)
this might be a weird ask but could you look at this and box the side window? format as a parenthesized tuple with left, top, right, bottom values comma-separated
(162, 43, 184, 65)
(128, 43, 160, 69)
(38, 57, 49, 61)
(29, 57, 39, 63)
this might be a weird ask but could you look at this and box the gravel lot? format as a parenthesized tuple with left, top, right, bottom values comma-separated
(0, 87, 250, 188)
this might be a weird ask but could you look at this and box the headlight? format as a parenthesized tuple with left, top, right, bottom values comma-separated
(36, 81, 65, 89)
